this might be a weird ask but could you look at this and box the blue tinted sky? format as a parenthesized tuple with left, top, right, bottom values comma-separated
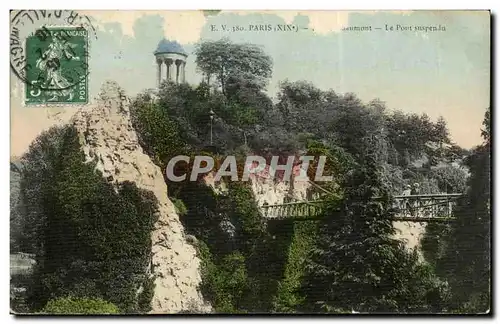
(84, 10, 490, 148)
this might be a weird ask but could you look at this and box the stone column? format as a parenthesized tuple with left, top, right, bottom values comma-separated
(166, 61, 170, 81)
(166, 59, 172, 81)
(164, 60, 168, 81)
(157, 60, 162, 87)
(182, 61, 186, 83)
(175, 60, 181, 84)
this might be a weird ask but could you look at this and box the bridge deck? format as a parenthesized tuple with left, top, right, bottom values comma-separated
(260, 194, 463, 222)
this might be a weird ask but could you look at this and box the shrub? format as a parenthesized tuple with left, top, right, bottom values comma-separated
(198, 241, 248, 313)
(40, 297, 119, 314)
(137, 276, 156, 313)
(172, 198, 188, 216)
(272, 220, 318, 312)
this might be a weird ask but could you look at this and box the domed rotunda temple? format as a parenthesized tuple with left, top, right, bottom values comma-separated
(154, 39, 187, 86)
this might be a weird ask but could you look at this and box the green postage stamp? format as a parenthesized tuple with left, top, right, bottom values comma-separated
(24, 26, 89, 105)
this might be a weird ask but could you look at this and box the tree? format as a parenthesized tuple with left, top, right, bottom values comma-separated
(10, 160, 23, 253)
(433, 116, 451, 146)
(17, 126, 68, 255)
(329, 94, 388, 159)
(429, 165, 468, 194)
(199, 244, 249, 313)
(386, 111, 444, 166)
(300, 136, 447, 313)
(130, 91, 186, 167)
(434, 107, 491, 313)
(194, 38, 272, 97)
(275, 80, 329, 136)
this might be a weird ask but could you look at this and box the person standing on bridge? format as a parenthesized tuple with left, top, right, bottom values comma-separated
(411, 183, 420, 195)
(402, 184, 412, 216)
(262, 202, 269, 217)
(410, 183, 420, 217)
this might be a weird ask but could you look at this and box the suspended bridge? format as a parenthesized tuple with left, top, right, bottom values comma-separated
(260, 193, 464, 222)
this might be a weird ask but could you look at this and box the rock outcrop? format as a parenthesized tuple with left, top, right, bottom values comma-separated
(249, 169, 311, 207)
(203, 164, 312, 207)
(72, 81, 210, 313)
(393, 221, 427, 259)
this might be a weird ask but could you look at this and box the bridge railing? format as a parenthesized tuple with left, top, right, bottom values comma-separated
(260, 194, 464, 221)
(261, 201, 325, 219)
(390, 194, 463, 221)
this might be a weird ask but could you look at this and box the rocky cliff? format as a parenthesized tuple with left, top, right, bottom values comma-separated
(393, 221, 427, 258)
(249, 165, 312, 206)
(203, 164, 312, 206)
(72, 81, 210, 313)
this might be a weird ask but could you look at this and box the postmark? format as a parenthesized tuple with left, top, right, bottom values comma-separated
(10, 10, 97, 106)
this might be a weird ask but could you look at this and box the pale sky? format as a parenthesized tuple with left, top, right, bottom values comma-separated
(10, 10, 490, 154)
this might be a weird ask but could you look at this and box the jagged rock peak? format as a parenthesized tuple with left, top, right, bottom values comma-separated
(96, 80, 130, 115)
(72, 81, 211, 314)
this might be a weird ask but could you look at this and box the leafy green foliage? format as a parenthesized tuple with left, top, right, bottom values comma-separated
(40, 297, 119, 314)
(428, 165, 468, 193)
(223, 183, 285, 312)
(420, 165, 468, 265)
(386, 111, 437, 165)
(199, 242, 248, 313)
(10, 160, 23, 253)
(305, 140, 355, 197)
(12, 40, 488, 315)
(21, 126, 158, 313)
(130, 92, 185, 167)
(194, 38, 272, 96)
(432, 107, 491, 313)
(17, 126, 68, 255)
(300, 139, 449, 313)
(223, 182, 266, 253)
(272, 221, 318, 313)
(172, 181, 228, 255)
(137, 276, 156, 313)
(180, 180, 287, 313)
(172, 198, 188, 216)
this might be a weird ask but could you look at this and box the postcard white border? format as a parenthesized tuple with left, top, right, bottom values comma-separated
(2, 1, 497, 324)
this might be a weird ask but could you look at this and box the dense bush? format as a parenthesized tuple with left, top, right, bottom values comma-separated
(17, 126, 69, 255)
(187, 182, 281, 313)
(20, 126, 158, 313)
(272, 220, 318, 313)
(199, 242, 248, 313)
(130, 92, 186, 168)
(40, 297, 119, 314)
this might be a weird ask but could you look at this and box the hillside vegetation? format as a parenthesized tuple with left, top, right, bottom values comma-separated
(11, 38, 490, 314)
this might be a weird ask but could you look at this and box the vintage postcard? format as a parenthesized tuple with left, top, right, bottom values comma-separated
(10, 10, 491, 315)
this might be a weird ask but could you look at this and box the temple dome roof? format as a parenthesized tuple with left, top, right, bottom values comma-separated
(154, 39, 187, 56)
